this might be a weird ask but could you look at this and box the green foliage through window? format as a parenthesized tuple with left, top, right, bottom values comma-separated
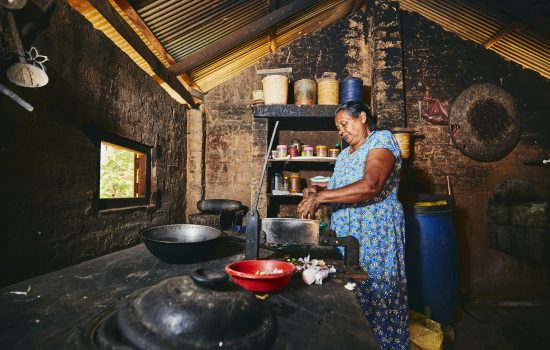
(100, 142, 142, 199)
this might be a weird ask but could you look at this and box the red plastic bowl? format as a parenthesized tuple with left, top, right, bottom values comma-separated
(225, 260, 296, 293)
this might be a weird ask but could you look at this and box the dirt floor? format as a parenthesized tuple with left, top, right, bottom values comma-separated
(446, 303, 550, 350)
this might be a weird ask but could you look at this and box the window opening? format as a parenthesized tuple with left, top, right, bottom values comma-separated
(100, 141, 146, 199)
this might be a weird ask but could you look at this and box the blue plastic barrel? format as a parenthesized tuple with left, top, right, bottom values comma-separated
(405, 203, 458, 325)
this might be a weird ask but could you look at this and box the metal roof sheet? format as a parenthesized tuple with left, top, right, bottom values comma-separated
(70, 0, 548, 104)
(399, 0, 550, 79)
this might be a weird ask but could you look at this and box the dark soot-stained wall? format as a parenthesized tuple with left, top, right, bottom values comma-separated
(0, 2, 187, 286)
(203, 11, 370, 216)
(400, 11, 550, 301)
(203, 5, 550, 302)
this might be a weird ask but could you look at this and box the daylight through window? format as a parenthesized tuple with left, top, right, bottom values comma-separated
(100, 141, 147, 199)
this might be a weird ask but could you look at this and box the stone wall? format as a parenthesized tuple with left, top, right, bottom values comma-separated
(400, 10, 550, 301)
(0, 2, 187, 286)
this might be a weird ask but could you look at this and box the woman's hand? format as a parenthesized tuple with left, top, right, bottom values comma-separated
(297, 192, 322, 219)
(302, 185, 320, 198)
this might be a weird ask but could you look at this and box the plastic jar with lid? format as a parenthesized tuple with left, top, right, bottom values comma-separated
(289, 173, 301, 193)
(315, 145, 327, 157)
(329, 148, 340, 158)
(276, 145, 287, 158)
(303, 146, 314, 157)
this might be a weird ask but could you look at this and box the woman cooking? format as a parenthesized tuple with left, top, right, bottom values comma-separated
(297, 101, 409, 350)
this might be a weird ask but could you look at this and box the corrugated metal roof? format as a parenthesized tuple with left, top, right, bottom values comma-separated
(66, 0, 188, 104)
(136, 0, 268, 61)
(190, 0, 356, 91)
(70, 0, 548, 104)
(127, 0, 358, 92)
(399, 0, 550, 79)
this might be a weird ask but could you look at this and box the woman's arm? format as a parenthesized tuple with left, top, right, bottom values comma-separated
(296, 148, 396, 218)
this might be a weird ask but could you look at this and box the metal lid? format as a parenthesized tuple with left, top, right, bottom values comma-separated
(116, 269, 276, 350)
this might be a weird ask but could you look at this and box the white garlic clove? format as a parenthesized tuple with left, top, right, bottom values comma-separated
(302, 268, 317, 285)
(344, 282, 356, 291)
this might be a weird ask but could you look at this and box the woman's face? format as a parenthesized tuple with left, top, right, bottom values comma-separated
(335, 110, 368, 146)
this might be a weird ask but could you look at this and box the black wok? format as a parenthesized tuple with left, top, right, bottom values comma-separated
(140, 224, 222, 263)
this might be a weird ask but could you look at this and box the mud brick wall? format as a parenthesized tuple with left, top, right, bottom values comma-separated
(368, 0, 406, 129)
(203, 11, 371, 217)
(400, 10, 550, 301)
(0, 2, 187, 286)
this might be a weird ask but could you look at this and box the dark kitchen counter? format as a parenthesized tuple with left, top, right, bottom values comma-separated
(0, 238, 379, 349)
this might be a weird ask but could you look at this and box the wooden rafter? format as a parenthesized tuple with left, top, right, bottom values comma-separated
(111, 0, 204, 97)
(71, 0, 196, 106)
(268, 0, 278, 53)
(483, 20, 525, 49)
(169, 0, 319, 75)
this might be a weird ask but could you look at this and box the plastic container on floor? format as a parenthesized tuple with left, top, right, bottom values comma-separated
(405, 201, 458, 325)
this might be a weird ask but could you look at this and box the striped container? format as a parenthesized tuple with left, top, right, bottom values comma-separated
(317, 78, 339, 105)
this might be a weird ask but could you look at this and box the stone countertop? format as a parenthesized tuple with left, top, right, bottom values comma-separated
(0, 238, 379, 349)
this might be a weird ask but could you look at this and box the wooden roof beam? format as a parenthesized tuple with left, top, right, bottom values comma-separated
(112, 0, 204, 99)
(169, 0, 319, 75)
(84, 0, 196, 106)
(483, 20, 524, 49)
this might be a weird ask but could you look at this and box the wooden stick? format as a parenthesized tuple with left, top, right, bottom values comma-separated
(0, 83, 34, 112)
(7, 12, 25, 63)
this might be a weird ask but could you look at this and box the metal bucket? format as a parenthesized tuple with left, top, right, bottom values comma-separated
(294, 79, 316, 105)
(260, 218, 319, 246)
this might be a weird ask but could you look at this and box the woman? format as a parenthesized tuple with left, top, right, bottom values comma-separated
(297, 101, 409, 350)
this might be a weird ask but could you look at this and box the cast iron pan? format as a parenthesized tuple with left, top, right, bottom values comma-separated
(140, 224, 222, 263)
(449, 83, 520, 161)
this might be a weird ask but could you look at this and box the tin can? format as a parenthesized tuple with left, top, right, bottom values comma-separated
(315, 145, 327, 157)
(271, 150, 278, 159)
(288, 146, 299, 158)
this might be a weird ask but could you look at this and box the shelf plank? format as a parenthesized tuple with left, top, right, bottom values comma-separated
(252, 104, 338, 118)
(268, 193, 304, 197)
(269, 156, 337, 163)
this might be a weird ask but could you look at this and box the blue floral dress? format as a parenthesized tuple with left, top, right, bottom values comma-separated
(327, 130, 409, 350)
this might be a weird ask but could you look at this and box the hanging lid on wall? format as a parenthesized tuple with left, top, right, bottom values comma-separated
(449, 83, 520, 161)
(6, 12, 49, 88)
(116, 269, 277, 350)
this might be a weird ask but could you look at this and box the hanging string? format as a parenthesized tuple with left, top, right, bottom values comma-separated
(339, 77, 363, 104)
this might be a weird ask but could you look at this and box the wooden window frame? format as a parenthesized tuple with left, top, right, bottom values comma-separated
(96, 132, 152, 211)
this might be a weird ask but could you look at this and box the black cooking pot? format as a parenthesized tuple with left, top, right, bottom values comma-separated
(141, 224, 222, 263)
(116, 269, 277, 350)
